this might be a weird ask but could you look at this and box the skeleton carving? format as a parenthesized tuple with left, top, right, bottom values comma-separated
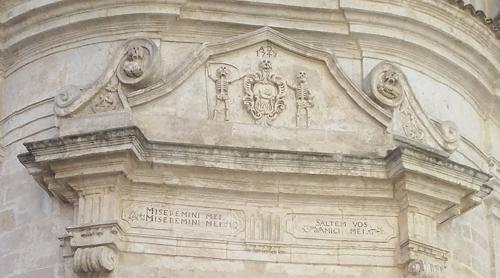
(208, 65, 237, 121)
(288, 71, 314, 128)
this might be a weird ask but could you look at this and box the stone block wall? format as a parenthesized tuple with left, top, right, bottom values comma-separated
(0, 1, 499, 277)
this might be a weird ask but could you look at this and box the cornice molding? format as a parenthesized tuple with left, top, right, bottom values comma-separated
(445, 0, 500, 39)
(18, 126, 490, 206)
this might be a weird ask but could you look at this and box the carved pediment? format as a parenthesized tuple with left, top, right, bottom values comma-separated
(54, 27, 461, 157)
(53, 27, 396, 154)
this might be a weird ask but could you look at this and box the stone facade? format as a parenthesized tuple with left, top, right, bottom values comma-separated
(1, 1, 500, 278)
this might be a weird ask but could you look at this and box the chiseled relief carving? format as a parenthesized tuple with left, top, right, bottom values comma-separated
(116, 39, 160, 89)
(367, 62, 460, 153)
(247, 211, 282, 241)
(286, 214, 396, 242)
(92, 76, 121, 113)
(122, 45, 146, 79)
(206, 57, 315, 127)
(406, 259, 444, 278)
(288, 71, 314, 128)
(243, 59, 288, 126)
(207, 63, 240, 121)
(55, 38, 161, 117)
(373, 68, 404, 108)
(256, 45, 277, 59)
(122, 201, 245, 237)
(436, 120, 459, 151)
(74, 246, 117, 274)
(246, 210, 283, 254)
(399, 98, 426, 142)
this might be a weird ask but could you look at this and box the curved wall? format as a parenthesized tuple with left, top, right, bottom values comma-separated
(0, 1, 499, 277)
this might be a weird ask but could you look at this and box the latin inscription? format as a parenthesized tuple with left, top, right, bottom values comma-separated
(287, 214, 396, 242)
(122, 201, 244, 236)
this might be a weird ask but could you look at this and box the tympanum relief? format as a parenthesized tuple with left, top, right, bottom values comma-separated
(205, 44, 315, 127)
(242, 59, 288, 126)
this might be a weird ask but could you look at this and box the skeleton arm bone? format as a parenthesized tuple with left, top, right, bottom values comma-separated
(285, 80, 297, 90)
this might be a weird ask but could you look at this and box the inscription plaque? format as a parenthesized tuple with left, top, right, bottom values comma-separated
(287, 214, 396, 242)
(122, 201, 245, 236)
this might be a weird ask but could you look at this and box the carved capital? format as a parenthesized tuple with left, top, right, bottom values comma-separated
(73, 246, 117, 273)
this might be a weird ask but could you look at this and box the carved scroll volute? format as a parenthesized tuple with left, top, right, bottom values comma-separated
(54, 38, 161, 117)
(74, 246, 117, 275)
(436, 121, 459, 152)
(366, 61, 460, 154)
(406, 259, 444, 278)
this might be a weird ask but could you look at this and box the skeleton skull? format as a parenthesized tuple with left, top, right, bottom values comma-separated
(216, 66, 230, 78)
(296, 71, 307, 83)
(259, 59, 273, 71)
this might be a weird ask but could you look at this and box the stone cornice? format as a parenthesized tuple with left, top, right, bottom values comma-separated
(387, 140, 491, 191)
(18, 126, 491, 211)
(19, 126, 389, 179)
(446, 0, 500, 39)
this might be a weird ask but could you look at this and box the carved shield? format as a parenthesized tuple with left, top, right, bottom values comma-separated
(243, 71, 287, 125)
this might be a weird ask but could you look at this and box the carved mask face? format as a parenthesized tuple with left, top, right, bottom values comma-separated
(296, 71, 307, 83)
(216, 66, 230, 78)
(259, 59, 272, 71)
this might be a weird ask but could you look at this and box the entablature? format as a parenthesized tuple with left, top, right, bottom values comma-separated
(18, 125, 492, 277)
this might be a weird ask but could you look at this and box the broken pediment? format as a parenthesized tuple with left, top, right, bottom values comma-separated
(53, 27, 461, 157)
(54, 27, 393, 155)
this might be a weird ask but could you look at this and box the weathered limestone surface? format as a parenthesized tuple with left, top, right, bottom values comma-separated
(1, 1, 500, 278)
